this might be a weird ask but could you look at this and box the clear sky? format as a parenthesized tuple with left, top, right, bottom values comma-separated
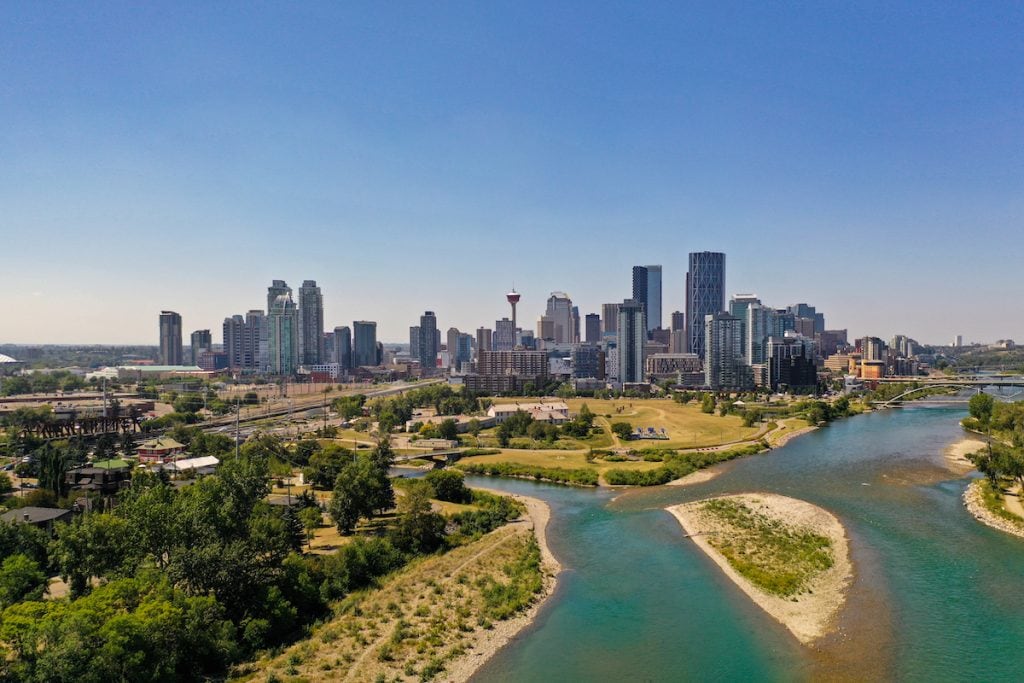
(2, 3, 1022, 346)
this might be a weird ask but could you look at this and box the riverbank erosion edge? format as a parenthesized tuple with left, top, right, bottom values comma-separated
(945, 436, 986, 474)
(963, 479, 1024, 540)
(667, 493, 852, 645)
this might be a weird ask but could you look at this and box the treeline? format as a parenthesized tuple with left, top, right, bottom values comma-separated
(1, 371, 94, 396)
(370, 385, 489, 432)
(965, 394, 1024, 492)
(494, 404, 597, 447)
(603, 443, 767, 486)
(456, 461, 600, 486)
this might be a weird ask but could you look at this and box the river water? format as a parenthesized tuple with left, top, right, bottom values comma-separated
(469, 406, 1024, 682)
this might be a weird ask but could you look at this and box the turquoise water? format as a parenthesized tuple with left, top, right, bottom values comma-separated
(470, 407, 1024, 682)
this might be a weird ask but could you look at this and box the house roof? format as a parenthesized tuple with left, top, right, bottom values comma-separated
(1, 507, 72, 525)
(167, 456, 219, 471)
(90, 458, 132, 470)
(138, 437, 185, 451)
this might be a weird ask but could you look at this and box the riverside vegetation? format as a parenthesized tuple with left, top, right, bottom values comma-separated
(699, 498, 834, 597)
(0, 432, 531, 682)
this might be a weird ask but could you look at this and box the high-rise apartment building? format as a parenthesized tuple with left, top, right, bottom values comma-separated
(704, 312, 752, 390)
(860, 337, 886, 361)
(602, 303, 621, 336)
(617, 299, 646, 384)
(298, 280, 324, 365)
(333, 326, 352, 371)
(409, 327, 420, 356)
(728, 294, 760, 364)
(584, 314, 601, 344)
(159, 311, 183, 365)
(418, 312, 438, 373)
(545, 293, 575, 344)
(465, 350, 550, 394)
(746, 303, 775, 366)
(671, 311, 685, 332)
(446, 327, 461, 365)
(686, 252, 726, 359)
(190, 329, 212, 366)
(456, 334, 473, 369)
(536, 316, 555, 341)
(352, 321, 378, 367)
(268, 293, 299, 375)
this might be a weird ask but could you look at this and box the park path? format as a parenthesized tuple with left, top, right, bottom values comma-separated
(1004, 484, 1024, 519)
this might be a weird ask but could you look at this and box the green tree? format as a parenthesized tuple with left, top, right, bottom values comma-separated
(701, 394, 716, 414)
(438, 418, 459, 441)
(51, 513, 133, 596)
(0, 554, 46, 607)
(611, 422, 633, 440)
(969, 392, 996, 429)
(425, 469, 471, 503)
(36, 442, 72, 498)
(467, 418, 482, 439)
(299, 506, 322, 548)
(389, 479, 446, 555)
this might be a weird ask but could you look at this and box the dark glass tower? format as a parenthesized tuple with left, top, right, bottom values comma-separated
(685, 252, 726, 359)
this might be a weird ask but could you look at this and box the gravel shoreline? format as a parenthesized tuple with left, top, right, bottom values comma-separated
(443, 488, 561, 682)
(668, 493, 851, 645)
(962, 479, 1024, 540)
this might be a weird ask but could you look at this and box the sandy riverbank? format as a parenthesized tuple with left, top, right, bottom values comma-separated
(768, 424, 818, 449)
(963, 480, 1024, 540)
(945, 437, 985, 473)
(668, 493, 851, 644)
(666, 469, 721, 487)
(443, 488, 562, 682)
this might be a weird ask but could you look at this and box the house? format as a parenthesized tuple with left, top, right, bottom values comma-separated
(136, 437, 186, 464)
(0, 506, 72, 532)
(65, 463, 132, 495)
(487, 401, 571, 425)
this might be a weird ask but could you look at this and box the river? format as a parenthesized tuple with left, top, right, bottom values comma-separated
(468, 406, 1024, 682)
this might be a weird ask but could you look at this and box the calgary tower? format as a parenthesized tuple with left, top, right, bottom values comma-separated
(506, 288, 521, 331)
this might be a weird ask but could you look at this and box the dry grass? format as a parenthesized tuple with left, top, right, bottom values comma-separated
(236, 524, 543, 682)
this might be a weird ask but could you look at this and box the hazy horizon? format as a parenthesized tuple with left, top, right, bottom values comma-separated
(3, 4, 1022, 346)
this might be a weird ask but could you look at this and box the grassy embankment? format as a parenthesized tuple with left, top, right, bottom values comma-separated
(458, 399, 803, 487)
(973, 478, 1024, 529)
(698, 498, 834, 597)
(236, 523, 543, 682)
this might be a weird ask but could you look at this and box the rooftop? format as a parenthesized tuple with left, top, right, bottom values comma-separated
(1, 506, 72, 525)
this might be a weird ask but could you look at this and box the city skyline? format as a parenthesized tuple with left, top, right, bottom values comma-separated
(3, 4, 1022, 345)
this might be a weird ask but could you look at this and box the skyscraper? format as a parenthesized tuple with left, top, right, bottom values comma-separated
(352, 321, 378, 367)
(632, 265, 663, 334)
(267, 280, 291, 313)
(545, 292, 575, 344)
(671, 311, 685, 332)
(190, 329, 212, 365)
(746, 303, 775, 365)
(298, 280, 324, 365)
(704, 312, 751, 390)
(617, 300, 646, 384)
(159, 311, 183, 365)
(268, 293, 299, 375)
(686, 252, 726, 359)
(602, 303, 621, 336)
(333, 326, 352, 371)
(419, 312, 438, 373)
(493, 318, 516, 351)
(729, 294, 760, 363)
(446, 327, 461, 368)
(476, 327, 492, 356)
(584, 314, 601, 344)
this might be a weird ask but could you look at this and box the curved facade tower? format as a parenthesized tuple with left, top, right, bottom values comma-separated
(685, 252, 726, 359)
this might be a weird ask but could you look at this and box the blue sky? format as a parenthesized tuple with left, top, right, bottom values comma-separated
(2, 2, 1022, 345)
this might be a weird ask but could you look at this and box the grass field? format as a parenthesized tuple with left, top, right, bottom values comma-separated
(567, 398, 761, 448)
(457, 448, 664, 478)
